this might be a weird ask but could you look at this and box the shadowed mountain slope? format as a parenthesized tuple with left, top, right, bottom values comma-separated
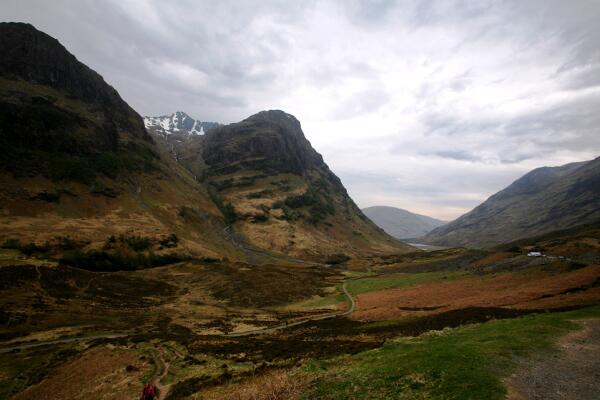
(423, 158, 600, 248)
(0, 22, 240, 260)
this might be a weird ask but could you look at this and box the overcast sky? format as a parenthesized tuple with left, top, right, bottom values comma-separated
(3, 0, 600, 220)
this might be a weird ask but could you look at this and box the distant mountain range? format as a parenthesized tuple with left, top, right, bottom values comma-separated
(423, 158, 600, 248)
(362, 206, 446, 239)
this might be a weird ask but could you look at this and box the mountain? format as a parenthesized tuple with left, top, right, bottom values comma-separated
(0, 22, 154, 181)
(0, 22, 240, 261)
(362, 206, 446, 239)
(154, 109, 412, 258)
(144, 111, 221, 137)
(0, 23, 409, 262)
(144, 111, 221, 166)
(423, 158, 600, 248)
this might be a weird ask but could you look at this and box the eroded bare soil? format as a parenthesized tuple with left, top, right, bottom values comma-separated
(507, 319, 600, 400)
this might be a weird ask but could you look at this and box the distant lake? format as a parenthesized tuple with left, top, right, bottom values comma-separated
(405, 242, 449, 251)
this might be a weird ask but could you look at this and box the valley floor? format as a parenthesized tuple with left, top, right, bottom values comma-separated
(1, 235, 600, 399)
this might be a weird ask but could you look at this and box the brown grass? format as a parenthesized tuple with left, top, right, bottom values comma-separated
(12, 345, 150, 400)
(351, 265, 600, 321)
(471, 252, 514, 268)
(197, 369, 307, 400)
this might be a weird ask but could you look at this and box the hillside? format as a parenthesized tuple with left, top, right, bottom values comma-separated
(362, 206, 446, 239)
(423, 158, 600, 248)
(163, 110, 412, 258)
(0, 22, 243, 262)
(0, 23, 409, 262)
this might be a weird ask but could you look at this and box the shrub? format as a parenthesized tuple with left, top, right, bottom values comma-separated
(59, 249, 186, 272)
(103, 234, 152, 251)
(208, 188, 238, 225)
(326, 253, 351, 265)
(252, 213, 269, 223)
(122, 235, 152, 251)
(159, 233, 179, 248)
(1, 239, 21, 250)
(1, 239, 51, 256)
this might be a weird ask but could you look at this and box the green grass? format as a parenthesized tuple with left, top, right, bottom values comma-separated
(345, 271, 466, 295)
(303, 306, 600, 399)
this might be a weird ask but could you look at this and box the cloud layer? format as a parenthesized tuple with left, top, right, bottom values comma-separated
(2, 0, 599, 220)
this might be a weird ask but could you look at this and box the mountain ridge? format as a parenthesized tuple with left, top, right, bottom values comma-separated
(166, 108, 413, 258)
(362, 206, 446, 239)
(144, 111, 221, 137)
(0, 23, 411, 262)
(423, 157, 600, 248)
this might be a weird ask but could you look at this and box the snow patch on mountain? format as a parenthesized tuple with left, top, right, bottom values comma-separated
(143, 111, 220, 136)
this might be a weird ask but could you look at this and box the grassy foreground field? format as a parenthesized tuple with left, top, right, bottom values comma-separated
(303, 306, 600, 399)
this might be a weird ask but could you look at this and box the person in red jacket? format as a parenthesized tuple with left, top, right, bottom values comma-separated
(141, 383, 158, 400)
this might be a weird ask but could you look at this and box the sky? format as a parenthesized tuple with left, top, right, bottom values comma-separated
(2, 0, 600, 220)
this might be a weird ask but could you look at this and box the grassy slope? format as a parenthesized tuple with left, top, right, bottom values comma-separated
(304, 306, 600, 399)
(346, 271, 466, 296)
(286, 271, 466, 312)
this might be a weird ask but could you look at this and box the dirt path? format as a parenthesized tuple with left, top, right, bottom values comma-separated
(223, 281, 356, 337)
(151, 346, 172, 400)
(507, 318, 600, 400)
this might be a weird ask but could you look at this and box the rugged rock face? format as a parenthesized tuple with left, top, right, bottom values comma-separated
(202, 111, 333, 177)
(0, 22, 148, 143)
(144, 111, 220, 171)
(0, 22, 154, 182)
(192, 110, 411, 258)
(423, 158, 600, 248)
(362, 206, 446, 239)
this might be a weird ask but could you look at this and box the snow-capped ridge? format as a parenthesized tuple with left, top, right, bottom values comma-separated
(143, 111, 221, 136)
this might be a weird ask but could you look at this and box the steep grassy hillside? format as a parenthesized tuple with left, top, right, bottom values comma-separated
(423, 158, 600, 248)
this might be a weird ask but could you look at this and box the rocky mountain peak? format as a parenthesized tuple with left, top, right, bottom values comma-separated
(202, 110, 329, 178)
(144, 111, 221, 136)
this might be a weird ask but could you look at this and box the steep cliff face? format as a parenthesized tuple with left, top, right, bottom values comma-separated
(0, 22, 147, 141)
(0, 23, 232, 260)
(202, 111, 329, 176)
(0, 22, 155, 183)
(194, 110, 411, 259)
(423, 158, 600, 248)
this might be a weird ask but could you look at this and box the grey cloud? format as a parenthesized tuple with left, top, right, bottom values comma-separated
(433, 150, 482, 163)
(1, 0, 599, 220)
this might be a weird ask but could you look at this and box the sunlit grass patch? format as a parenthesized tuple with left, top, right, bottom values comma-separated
(303, 306, 600, 399)
(346, 270, 467, 295)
